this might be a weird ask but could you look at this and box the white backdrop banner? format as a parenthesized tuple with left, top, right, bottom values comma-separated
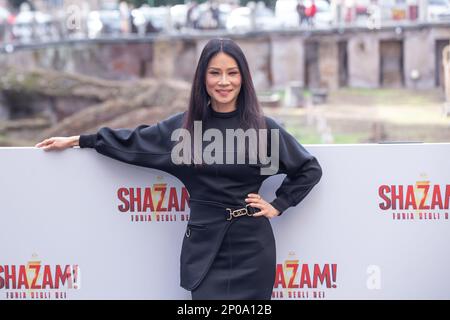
(0, 143, 449, 300)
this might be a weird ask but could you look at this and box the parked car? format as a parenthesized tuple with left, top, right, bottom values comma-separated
(131, 5, 170, 35)
(217, 3, 234, 29)
(170, 4, 188, 30)
(195, 2, 220, 30)
(275, 0, 301, 28)
(226, 5, 282, 31)
(87, 10, 121, 38)
(427, 0, 450, 21)
(312, 0, 334, 27)
(12, 10, 55, 42)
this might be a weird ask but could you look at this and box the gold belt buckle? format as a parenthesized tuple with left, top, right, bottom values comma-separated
(226, 204, 254, 221)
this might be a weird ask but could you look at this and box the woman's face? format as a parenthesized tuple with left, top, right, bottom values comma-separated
(205, 52, 242, 111)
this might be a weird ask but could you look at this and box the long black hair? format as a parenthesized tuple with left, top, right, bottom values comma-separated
(182, 38, 266, 133)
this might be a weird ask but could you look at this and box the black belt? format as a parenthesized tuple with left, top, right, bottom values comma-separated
(185, 199, 262, 239)
(188, 198, 261, 223)
(226, 204, 260, 220)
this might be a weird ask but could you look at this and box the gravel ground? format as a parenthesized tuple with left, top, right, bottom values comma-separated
(263, 88, 450, 144)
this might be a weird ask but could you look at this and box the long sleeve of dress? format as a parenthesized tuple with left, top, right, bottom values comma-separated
(265, 117, 322, 215)
(78, 112, 185, 172)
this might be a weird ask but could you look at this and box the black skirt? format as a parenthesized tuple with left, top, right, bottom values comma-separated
(190, 213, 276, 300)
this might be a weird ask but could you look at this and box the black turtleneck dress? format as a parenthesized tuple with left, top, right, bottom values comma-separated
(79, 105, 322, 300)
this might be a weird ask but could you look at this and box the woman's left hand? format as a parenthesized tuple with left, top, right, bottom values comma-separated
(245, 193, 280, 219)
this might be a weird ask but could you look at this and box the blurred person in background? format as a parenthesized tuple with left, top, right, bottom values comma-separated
(305, 0, 317, 26)
(297, 0, 308, 27)
(119, 1, 131, 34)
(186, 0, 200, 29)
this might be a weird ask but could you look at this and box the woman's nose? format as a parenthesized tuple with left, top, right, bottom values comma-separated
(219, 74, 230, 85)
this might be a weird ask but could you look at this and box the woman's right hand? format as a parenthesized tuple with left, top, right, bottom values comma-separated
(35, 136, 79, 151)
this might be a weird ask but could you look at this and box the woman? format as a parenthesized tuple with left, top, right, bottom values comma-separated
(35, 38, 322, 300)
